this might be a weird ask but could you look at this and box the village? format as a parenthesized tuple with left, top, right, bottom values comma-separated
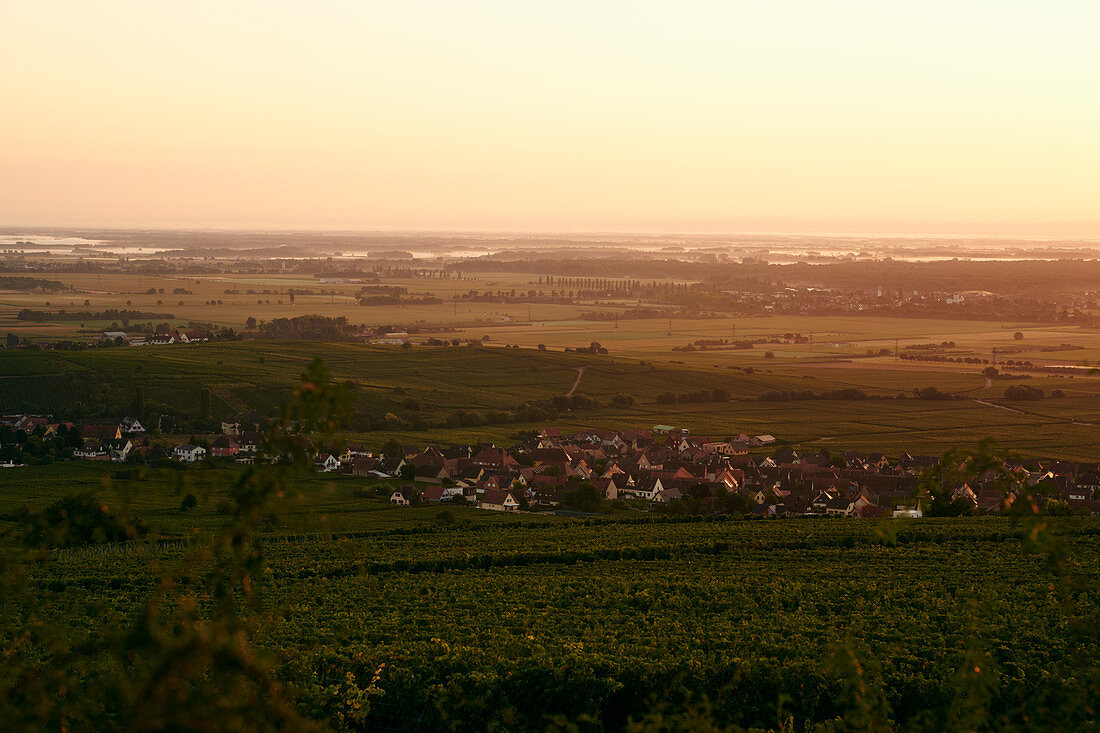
(3, 412, 1098, 517)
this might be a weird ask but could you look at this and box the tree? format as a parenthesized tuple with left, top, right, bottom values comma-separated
(686, 483, 712, 500)
(561, 482, 603, 513)
(1013, 331, 1024, 340)
(245, 316, 257, 330)
(1004, 385, 1043, 401)
(179, 493, 198, 512)
(381, 438, 404, 459)
(918, 440, 1028, 516)
(5, 332, 18, 347)
(133, 387, 145, 418)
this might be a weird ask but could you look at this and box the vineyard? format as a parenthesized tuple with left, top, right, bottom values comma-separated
(14, 514, 1100, 730)
(0, 373, 81, 412)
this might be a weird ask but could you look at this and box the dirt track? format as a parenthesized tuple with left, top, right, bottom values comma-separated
(565, 366, 586, 396)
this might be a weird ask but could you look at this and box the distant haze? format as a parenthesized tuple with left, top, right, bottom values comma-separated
(2, 1, 1099, 238)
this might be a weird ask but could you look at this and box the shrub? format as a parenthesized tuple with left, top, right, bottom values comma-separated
(19, 494, 146, 548)
(611, 393, 635, 407)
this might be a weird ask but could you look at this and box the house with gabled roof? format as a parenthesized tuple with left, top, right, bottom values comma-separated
(472, 446, 519, 470)
(480, 489, 520, 511)
(211, 435, 239, 458)
(236, 431, 262, 455)
(107, 438, 133, 462)
(378, 456, 406, 477)
(422, 485, 462, 502)
(314, 453, 340, 472)
(119, 417, 145, 434)
(654, 487, 682, 503)
(75, 438, 109, 461)
(173, 444, 206, 463)
(413, 464, 450, 484)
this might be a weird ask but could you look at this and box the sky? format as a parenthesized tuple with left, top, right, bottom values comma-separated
(2, 1, 1099, 236)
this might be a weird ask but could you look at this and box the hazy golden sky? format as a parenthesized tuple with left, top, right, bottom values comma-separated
(2, 1, 1098, 235)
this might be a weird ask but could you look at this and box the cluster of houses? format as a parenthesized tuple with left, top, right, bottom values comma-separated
(5, 412, 1100, 516)
(309, 426, 1100, 516)
(100, 330, 211, 347)
(0, 414, 147, 463)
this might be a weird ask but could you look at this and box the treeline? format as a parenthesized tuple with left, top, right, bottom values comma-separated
(760, 388, 875, 401)
(0, 276, 68, 292)
(564, 341, 608, 355)
(358, 295, 442, 306)
(656, 389, 730, 405)
(1004, 385, 1064, 400)
(256, 315, 358, 341)
(673, 340, 756, 352)
(355, 285, 444, 306)
(900, 352, 1035, 367)
(758, 387, 961, 402)
(17, 308, 176, 322)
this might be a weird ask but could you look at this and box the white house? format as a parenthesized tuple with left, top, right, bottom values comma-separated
(108, 439, 133, 462)
(173, 444, 207, 463)
(633, 477, 665, 502)
(314, 453, 340, 472)
(74, 439, 109, 461)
